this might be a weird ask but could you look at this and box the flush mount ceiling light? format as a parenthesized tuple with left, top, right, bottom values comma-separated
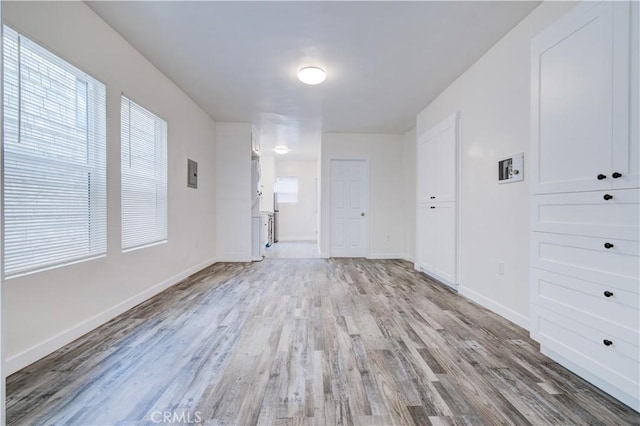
(297, 67, 326, 85)
(274, 145, 289, 155)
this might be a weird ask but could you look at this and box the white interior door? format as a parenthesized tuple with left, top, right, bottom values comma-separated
(330, 159, 369, 257)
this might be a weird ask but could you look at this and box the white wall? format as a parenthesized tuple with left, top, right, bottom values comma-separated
(320, 133, 405, 258)
(275, 160, 317, 241)
(3, 1, 217, 373)
(415, 1, 577, 328)
(402, 128, 416, 262)
(216, 123, 252, 261)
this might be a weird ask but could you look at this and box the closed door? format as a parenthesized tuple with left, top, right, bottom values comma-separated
(330, 159, 369, 257)
(531, 2, 631, 194)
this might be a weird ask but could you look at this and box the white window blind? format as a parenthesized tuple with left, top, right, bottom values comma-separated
(274, 177, 298, 204)
(2, 26, 107, 278)
(121, 96, 167, 251)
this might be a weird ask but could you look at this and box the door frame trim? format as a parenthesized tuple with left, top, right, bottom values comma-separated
(328, 157, 370, 258)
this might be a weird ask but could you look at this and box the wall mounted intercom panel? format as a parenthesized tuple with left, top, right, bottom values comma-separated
(498, 152, 524, 183)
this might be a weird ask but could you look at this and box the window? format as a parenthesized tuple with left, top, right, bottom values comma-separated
(121, 96, 167, 250)
(274, 177, 298, 204)
(2, 26, 107, 278)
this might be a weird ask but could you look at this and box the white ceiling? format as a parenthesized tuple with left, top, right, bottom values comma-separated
(87, 1, 540, 160)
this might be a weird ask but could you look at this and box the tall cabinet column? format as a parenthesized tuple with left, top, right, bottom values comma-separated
(416, 112, 459, 289)
(529, 1, 639, 411)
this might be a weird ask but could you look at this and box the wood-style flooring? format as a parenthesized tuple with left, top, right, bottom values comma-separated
(7, 259, 640, 425)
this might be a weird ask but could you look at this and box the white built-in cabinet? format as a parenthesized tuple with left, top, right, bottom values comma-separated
(416, 112, 459, 288)
(216, 123, 253, 262)
(530, 1, 639, 411)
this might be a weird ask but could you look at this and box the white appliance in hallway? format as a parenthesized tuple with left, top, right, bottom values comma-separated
(329, 159, 369, 257)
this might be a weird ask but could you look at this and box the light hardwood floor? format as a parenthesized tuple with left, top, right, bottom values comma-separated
(7, 259, 640, 425)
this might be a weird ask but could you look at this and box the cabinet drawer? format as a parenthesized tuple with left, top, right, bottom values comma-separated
(534, 307, 639, 400)
(532, 232, 639, 291)
(532, 189, 639, 241)
(531, 269, 639, 343)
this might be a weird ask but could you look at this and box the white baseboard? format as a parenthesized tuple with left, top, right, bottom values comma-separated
(5, 257, 217, 375)
(367, 253, 406, 260)
(458, 285, 529, 330)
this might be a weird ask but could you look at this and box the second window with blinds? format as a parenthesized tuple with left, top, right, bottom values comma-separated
(121, 96, 168, 251)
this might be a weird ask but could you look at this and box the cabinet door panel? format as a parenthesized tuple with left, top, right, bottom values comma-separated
(417, 138, 430, 203)
(435, 125, 457, 203)
(417, 205, 436, 271)
(531, 2, 623, 194)
(612, 2, 637, 189)
(434, 203, 456, 283)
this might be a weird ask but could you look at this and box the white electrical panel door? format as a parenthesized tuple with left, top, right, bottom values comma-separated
(531, 2, 630, 194)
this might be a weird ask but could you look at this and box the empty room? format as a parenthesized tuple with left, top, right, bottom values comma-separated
(0, 1, 638, 425)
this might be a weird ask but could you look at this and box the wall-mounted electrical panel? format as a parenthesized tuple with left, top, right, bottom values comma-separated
(498, 152, 524, 183)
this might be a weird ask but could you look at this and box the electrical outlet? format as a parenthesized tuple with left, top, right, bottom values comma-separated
(497, 261, 505, 275)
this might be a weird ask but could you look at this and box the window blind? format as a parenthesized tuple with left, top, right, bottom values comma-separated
(2, 26, 107, 278)
(121, 96, 167, 251)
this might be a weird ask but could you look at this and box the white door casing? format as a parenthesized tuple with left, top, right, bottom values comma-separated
(330, 159, 369, 257)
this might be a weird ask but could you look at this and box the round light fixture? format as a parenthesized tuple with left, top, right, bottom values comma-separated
(274, 145, 289, 155)
(297, 67, 326, 85)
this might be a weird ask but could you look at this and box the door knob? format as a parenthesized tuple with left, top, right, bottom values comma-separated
(597, 174, 607, 180)
(612, 172, 622, 179)
(360, 212, 365, 216)
(604, 242, 614, 249)
(603, 194, 613, 201)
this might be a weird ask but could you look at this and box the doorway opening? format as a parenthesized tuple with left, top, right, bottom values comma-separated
(261, 157, 320, 259)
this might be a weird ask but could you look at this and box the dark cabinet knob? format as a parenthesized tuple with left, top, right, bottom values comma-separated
(597, 174, 607, 180)
(603, 339, 613, 347)
(604, 242, 614, 249)
(604, 291, 614, 298)
(603, 194, 613, 200)
(612, 172, 622, 179)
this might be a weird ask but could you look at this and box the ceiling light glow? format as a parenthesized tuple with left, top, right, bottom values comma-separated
(297, 67, 326, 85)
(274, 145, 289, 155)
